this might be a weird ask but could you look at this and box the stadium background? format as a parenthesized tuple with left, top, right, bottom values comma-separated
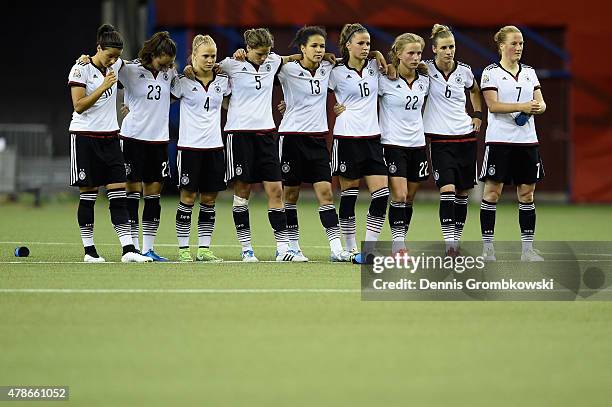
(1, 0, 611, 203)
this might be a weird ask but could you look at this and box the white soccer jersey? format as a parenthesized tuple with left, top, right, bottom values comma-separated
(277, 60, 332, 135)
(378, 73, 429, 148)
(329, 59, 381, 138)
(480, 63, 541, 144)
(220, 53, 282, 132)
(118, 61, 177, 143)
(423, 60, 475, 137)
(68, 59, 124, 134)
(171, 74, 231, 149)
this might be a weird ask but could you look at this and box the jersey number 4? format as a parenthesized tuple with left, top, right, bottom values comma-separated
(147, 85, 161, 100)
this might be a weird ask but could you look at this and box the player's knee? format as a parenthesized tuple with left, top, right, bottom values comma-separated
(180, 191, 196, 206)
(517, 189, 535, 203)
(369, 187, 389, 217)
(483, 189, 501, 202)
(200, 194, 216, 206)
(284, 187, 300, 203)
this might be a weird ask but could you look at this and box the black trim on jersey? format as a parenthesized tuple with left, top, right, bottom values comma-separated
(485, 141, 539, 146)
(141, 64, 160, 79)
(118, 134, 170, 144)
(433, 60, 458, 81)
(333, 134, 381, 140)
(495, 62, 522, 82)
(91, 60, 107, 76)
(297, 60, 319, 77)
(278, 131, 329, 138)
(483, 63, 497, 72)
(177, 145, 224, 152)
(71, 130, 119, 138)
(534, 85, 541, 91)
(426, 132, 477, 142)
(381, 143, 426, 150)
(224, 128, 276, 134)
(466, 82, 475, 91)
(457, 61, 472, 70)
(68, 81, 86, 88)
(399, 72, 420, 89)
(481, 87, 497, 92)
(246, 58, 261, 72)
(344, 58, 371, 78)
(195, 72, 217, 92)
(117, 81, 124, 90)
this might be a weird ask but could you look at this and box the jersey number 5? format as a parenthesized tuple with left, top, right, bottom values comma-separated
(255, 75, 262, 90)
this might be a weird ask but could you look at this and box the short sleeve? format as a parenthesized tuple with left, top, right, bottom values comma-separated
(377, 76, 385, 96)
(532, 69, 541, 91)
(68, 63, 87, 87)
(170, 76, 182, 99)
(328, 68, 337, 91)
(424, 77, 430, 96)
(218, 57, 233, 75)
(464, 68, 475, 90)
(223, 77, 231, 97)
(480, 69, 497, 92)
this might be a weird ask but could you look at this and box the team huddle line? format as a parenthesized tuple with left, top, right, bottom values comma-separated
(67, 23, 546, 264)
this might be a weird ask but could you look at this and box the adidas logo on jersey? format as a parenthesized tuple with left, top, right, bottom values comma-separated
(93, 74, 98, 78)
(396, 84, 402, 88)
(502, 77, 508, 80)
(433, 74, 439, 78)
(242, 67, 248, 71)
(299, 72, 304, 77)
(346, 75, 352, 79)
(192, 87, 198, 91)
(139, 73, 145, 78)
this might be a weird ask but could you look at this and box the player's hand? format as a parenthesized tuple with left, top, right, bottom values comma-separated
(233, 48, 247, 61)
(471, 118, 482, 132)
(100, 70, 117, 91)
(277, 100, 286, 115)
(532, 101, 546, 114)
(333, 103, 346, 116)
(76, 54, 91, 64)
(183, 65, 195, 79)
(213, 63, 222, 74)
(372, 51, 388, 75)
(120, 104, 130, 115)
(386, 64, 398, 80)
(522, 100, 540, 114)
(416, 61, 429, 75)
(323, 53, 336, 65)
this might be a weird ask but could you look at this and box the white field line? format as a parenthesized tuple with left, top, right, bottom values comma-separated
(0, 288, 360, 294)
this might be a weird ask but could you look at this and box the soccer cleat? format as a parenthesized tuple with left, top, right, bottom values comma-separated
(482, 245, 496, 261)
(196, 247, 223, 262)
(241, 249, 259, 262)
(521, 248, 544, 262)
(121, 251, 153, 263)
(178, 248, 193, 262)
(445, 247, 460, 258)
(275, 249, 303, 262)
(84, 254, 106, 263)
(290, 250, 309, 262)
(330, 250, 353, 262)
(348, 248, 359, 256)
(143, 249, 169, 262)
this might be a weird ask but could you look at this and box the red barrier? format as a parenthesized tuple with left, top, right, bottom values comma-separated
(157, 0, 612, 202)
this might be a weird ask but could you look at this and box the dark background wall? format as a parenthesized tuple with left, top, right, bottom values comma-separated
(1, 4, 102, 155)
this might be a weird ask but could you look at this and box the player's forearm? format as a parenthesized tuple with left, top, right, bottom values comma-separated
(469, 89, 483, 113)
(485, 100, 524, 114)
(73, 87, 106, 114)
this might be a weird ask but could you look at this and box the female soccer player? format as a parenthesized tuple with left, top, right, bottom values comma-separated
(379, 33, 430, 254)
(479, 26, 546, 261)
(220, 28, 306, 262)
(276, 26, 352, 262)
(423, 24, 482, 255)
(171, 35, 230, 262)
(118, 31, 177, 261)
(329, 23, 390, 262)
(68, 24, 151, 263)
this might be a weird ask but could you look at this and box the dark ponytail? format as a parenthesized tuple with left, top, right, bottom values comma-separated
(97, 24, 123, 50)
(138, 31, 177, 66)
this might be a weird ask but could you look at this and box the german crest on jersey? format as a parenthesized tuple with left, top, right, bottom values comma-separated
(281, 162, 290, 173)
(488, 165, 496, 176)
(388, 163, 397, 174)
(180, 174, 190, 185)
